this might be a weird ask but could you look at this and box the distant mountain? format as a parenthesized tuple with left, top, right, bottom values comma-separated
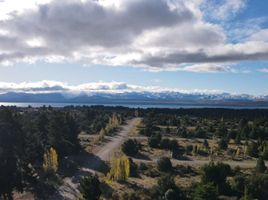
(0, 91, 268, 106)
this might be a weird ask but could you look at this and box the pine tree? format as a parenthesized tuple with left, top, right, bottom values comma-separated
(255, 157, 266, 173)
(80, 174, 101, 200)
(203, 139, 209, 150)
(240, 186, 253, 200)
(235, 133, 241, 144)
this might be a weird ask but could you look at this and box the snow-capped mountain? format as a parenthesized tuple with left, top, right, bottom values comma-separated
(0, 91, 267, 106)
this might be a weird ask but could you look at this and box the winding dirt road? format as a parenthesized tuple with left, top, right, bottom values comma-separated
(49, 118, 140, 200)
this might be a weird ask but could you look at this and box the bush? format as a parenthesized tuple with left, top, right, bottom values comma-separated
(121, 139, 139, 156)
(203, 139, 209, 149)
(262, 147, 268, 160)
(165, 189, 177, 200)
(160, 138, 171, 149)
(218, 138, 228, 150)
(186, 145, 193, 154)
(201, 162, 232, 194)
(157, 157, 173, 172)
(151, 175, 184, 200)
(148, 133, 162, 148)
(169, 139, 178, 150)
(246, 174, 268, 200)
(247, 142, 259, 158)
(79, 174, 101, 200)
(192, 182, 218, 200)
(255, 157, 267, 173)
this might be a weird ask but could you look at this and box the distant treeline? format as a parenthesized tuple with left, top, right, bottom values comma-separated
(136, 107, 268, 119)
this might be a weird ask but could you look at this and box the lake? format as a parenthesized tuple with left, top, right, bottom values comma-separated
(1, 102, 268, 109)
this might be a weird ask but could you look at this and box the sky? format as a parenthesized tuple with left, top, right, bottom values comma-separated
(0, 0, 268, 95)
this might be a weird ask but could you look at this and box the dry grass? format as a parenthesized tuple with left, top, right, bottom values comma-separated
(128, 118, 142, 136)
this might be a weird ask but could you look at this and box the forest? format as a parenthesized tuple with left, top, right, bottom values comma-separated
(0, 106, 267, 200)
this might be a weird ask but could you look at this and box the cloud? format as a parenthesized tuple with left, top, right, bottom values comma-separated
(0, 0, 267, 72)
(0, 80, 224, 94)
(202, 0, 246, 21)
(0, 80, 67, 93)
(258, 68, 268, 73)
(0, 0, 52, 20)
(134, 41, 268, 68)
(249, 29, 268, 42)
(180, 64, 232, 73)
(143, 63, 232, 73)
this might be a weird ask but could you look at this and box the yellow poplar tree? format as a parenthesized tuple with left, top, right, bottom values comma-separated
(108, 156, 130, 181)
(43, 147, 58, 173)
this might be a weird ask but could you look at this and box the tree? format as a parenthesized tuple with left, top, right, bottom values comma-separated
(192, 182, 218, 200)
(148, 133, 162, 148)
(165, 189, 176, 200)
(80, 174, 101, 200)
(239, 118, 248, 131)
(246, 174, 268, 200)
(43, 147, 58, 173)
(240, 186, 253, 200)
(157, 157, 172, 172)
(108, 156, 130, 182)
(235, 133, 241, 145)
(152, 175, 183, 200)
(169, 139, 178, 150)
(255, 157, 267, 173)
(262, 143, 268, 160)
(121, 139, 139, 156)
(160, 138, 171, 149)
(186, 145, 193, 154)
(0, 113, 24, 200)
(203, 139, 209, 149)
(247, 142, 259, 158)
(201, 162, 231, 194)
(218, 138, 228, 150)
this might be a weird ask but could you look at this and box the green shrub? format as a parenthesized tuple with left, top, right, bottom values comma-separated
(122, 139, 139, 156)
(157, 157, 172, 172)
(247, 142, 259, 158)
(148, 133, 162, 148)
(79, 174, 101, 200)
(255, 157, 267, 173)
(192, 182, 218, 200)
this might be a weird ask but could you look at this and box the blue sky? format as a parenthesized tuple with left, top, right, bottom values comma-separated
(0, 0, 268, 95)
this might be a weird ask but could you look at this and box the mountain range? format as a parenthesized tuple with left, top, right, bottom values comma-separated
(0, 91, 268, 106)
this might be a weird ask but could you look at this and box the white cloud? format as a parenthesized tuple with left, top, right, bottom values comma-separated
(258, 68, 268, 73)
(0, 0, 267, 72)
(202, 0, 246, 21)
(180, 63, 232, 73)
(249, 29, 268, 42)
(0, 80, 67, 93)
(0, 0, 52, 20)
(143, 63, 232, 73)
(0, 80, 223, 94)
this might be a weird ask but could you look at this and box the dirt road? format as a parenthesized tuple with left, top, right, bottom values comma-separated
(95, 118, 140, 161)
(49, 118, 140, 200)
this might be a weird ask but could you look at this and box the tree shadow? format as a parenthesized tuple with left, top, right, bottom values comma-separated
(133, 153, 151, 161)
(76, 150, 110, 174)
(173, 155, 192, 161)
(100, 181, 114, 199)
